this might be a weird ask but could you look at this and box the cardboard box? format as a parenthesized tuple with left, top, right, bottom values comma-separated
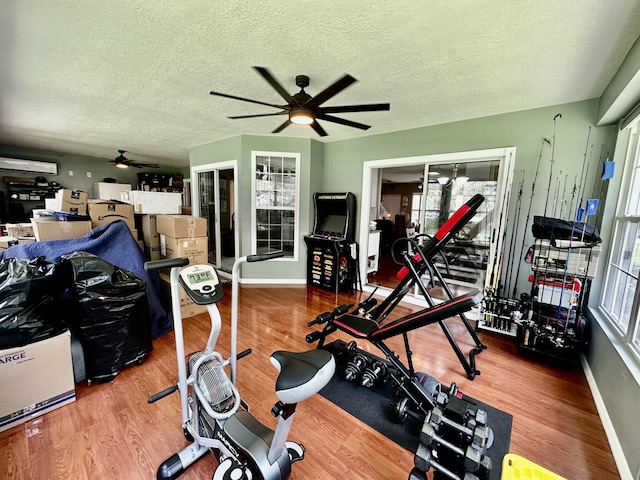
(55, 189, 89, 216)
(140, 214, 160, 247)
(88, 200, 135, 230)
(156, 215, 207, 239)
(160, 235, 208, 265)
(0, 330, 76, 433)
(93, 182, 131, 200)
(0, 236, 19, 250)
(121, 191, 182, 215)
(5, 223, 35, 238)
(159, 273, 206, 319)
(30, 219, 92, 241)
(145, 245, 161, 261)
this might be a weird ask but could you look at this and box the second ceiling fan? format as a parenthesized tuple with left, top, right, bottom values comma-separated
(209, 67, 390, 137)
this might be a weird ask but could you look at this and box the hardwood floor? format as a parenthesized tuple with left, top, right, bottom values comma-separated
(1, 283, 620, 480)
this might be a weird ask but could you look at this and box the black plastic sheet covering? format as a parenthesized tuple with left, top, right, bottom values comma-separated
(0, 257, 66, 348)
(61, 251, 152, 382)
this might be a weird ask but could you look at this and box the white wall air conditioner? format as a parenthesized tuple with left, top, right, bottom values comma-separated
(0, 157, 58, 174)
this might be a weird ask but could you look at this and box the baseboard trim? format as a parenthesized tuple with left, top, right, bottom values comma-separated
(580, 354, 634, 480)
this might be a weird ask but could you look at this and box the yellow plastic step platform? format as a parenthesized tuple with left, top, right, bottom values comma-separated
(501, 454, 567, 480)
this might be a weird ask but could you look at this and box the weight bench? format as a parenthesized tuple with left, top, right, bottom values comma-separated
(306, 194, 487, 415)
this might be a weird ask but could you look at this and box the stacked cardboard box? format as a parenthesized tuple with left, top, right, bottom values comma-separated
(54, 189, 89, 215)
(140, 214, 161, 260)
(93, 182, 131, 200)
(87, 199, 135, 231)
(157, 214, 208, 318)
(120, 191, 182, 214)
(30, 218, 92, 241)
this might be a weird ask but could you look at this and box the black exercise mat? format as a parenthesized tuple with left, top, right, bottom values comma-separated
(318, 348, 512, 480)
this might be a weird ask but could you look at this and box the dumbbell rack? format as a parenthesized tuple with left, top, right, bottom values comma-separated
(409, 385, 493, 480)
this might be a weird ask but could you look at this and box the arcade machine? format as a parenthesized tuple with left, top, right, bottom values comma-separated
(304, 192, 357, 294)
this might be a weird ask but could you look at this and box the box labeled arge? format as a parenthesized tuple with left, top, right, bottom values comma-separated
(156, 215, 207, 239)
(55, 189, 89, 215)
(0, 330, 76, 433)
(88, 200, 135, 230)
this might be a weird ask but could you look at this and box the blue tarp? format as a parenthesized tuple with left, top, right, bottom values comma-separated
(0, 220, 172, 338)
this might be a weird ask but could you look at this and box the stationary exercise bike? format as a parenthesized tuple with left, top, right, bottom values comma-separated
(145, 252, 335, 480)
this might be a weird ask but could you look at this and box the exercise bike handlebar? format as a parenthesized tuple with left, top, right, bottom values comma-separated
(144, 257, 190, 271)
(246, 251, 285, 262)
(230, 250, 283, 385)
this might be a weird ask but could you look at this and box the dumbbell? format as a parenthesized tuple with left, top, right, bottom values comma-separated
(429, 407, 490, 452)
(420, 423, 492, 476)
(344, 353, 369, 382)
(413, 443, 481, 480)
(361, 360, 387, 388)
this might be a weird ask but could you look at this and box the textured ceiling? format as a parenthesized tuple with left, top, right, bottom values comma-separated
(1, 1, 640, 168)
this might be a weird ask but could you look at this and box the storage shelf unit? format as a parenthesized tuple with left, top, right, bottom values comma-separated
(519, 238, 597, 363)
(4, 176, 62, 222)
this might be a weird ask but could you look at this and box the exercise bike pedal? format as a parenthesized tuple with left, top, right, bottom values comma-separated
(212, 457, 251, 480)
(285, 441, 305, 464)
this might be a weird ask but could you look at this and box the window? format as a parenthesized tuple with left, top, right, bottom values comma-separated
(251, 151, 300, 258)
(601, 124, 640, 357)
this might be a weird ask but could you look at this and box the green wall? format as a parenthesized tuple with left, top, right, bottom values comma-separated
(190, 134, 324, 280)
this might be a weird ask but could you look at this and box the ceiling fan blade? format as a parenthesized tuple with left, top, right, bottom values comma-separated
(272, 119, 291, 134)
(320, 103, 390, 114)
(317, 114, 371, 130)
(304, 74, 357, 109)
(210, 91, 285, 109)
(228, 112, 288, 120)
(310, 121, 328, 137)
(130, 162, 160, 168)
(253, 67, 296, 105)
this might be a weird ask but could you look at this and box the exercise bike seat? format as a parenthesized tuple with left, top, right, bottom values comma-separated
(270, 350, 336, 404)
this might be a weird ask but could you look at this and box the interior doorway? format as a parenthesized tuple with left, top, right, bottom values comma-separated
(360, 148, 515, 304)
(191, 162, 238, 273)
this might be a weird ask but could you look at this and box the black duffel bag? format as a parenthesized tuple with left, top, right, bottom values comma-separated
(532, 216, 601, 247)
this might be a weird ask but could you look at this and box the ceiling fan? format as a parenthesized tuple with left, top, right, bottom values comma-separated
(110, 150, 159, 169)
(209, 66, 390, 137)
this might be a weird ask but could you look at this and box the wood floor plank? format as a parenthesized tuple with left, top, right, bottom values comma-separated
(0, 283, 621, 480)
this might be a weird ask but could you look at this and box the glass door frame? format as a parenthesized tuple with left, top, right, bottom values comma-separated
(191, 160, 238, 273)
(359, 147, 516, 303)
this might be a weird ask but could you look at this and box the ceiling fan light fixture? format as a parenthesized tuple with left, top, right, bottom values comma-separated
(289, 108, 314, 125)
(115, 161, 128, 169)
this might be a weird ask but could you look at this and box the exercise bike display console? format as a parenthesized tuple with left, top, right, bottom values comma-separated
(178, 264, 223, 305)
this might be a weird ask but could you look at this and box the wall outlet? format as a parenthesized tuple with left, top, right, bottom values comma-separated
(68, 170, 73, 176)
(86, 172, 92, 178)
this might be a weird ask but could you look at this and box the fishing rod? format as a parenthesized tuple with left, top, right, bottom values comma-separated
(552, 171, 562, 218)
(558, 174, 568, 220)
(489, 151, 514, 299)
(505, 170, 525, 297)
(568, 175, 578, 221)
(512, 137, 550, 298)
(574, 128, 592, 222)
(543, 113, 562, 217)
